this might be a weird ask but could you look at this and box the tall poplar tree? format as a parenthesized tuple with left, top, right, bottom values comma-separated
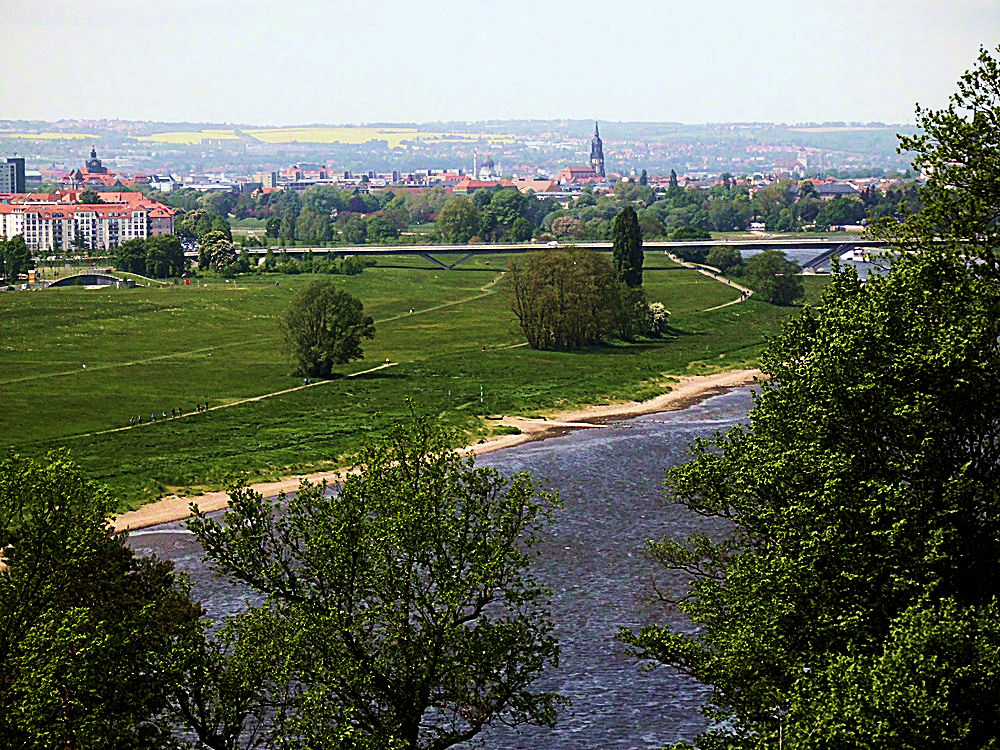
(611, 206, 643, 287)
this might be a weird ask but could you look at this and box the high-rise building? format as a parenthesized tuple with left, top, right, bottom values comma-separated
(590, 122, 605, 178)
(1, 157, 26, 193)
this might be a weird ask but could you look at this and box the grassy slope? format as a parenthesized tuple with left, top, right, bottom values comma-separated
(0, 253, 827, 509)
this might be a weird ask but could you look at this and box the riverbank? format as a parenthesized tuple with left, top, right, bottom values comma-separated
(112, 368, 762, 532)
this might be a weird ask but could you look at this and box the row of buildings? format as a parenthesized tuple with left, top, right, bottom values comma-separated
(0, 190, 174, 254)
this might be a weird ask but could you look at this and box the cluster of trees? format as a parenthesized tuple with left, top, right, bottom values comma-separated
(113, 235, 186, 278)
(0, 422, 561, 748)
(620, 46, 1000, 748)
(504, 209, 660, 349)
(435, 188, 558, 243)
(0, 235, 31, 282)
(526, 174, 922, 243)
(224, 185, 450, 246)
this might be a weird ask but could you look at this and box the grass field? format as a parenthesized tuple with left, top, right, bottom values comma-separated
(0, 254, 827, 509)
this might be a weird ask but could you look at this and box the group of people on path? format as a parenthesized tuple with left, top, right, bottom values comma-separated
(128, 402, 210, 427)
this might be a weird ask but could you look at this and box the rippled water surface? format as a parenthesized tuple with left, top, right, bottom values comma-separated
(129, 386, 756, 749)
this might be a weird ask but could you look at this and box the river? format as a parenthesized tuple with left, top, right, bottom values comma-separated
(128, 385, 756, 749)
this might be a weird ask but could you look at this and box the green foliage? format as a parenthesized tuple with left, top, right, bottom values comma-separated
(503, 247, 647, 349)
(877, 45, 1000, 279)
(704, 245, 743, 275)
(435, 196, 480, 243)
(342, 216, 367, 245)
(0, 452, 200, 748)
(77, 188, 104, 204)
(281, 280, 375, 377)
(0, 235, 32, 281)
(188, 419, 562, 749)
(739, 249, 803, 305)
(622, 253, 1000, 748)
(611, 206, 643, 287)
(670, 224, 711, 241)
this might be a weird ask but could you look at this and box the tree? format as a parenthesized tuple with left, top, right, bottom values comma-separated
(639, 169, 648, 186)
(280, 281, 374, 378)
(705, 245, 743, 275)
(114, 237, 147, 275)
(199, 230, 238, 273)
(877, 45, 1000, 279)
(510, 216, 533, 242)
(366, 215, 399, 242)
(188, 419, 562, 749)
(671, 224, 710, 241)
(611, 206, 643, 287)
(620, 252, 1000, 748)
(669, 169, 679, 190)
(0, 452, 201, 748)
(145, 234, 185, 278)
(740, 249, 803, 305)
(342, 216, 367, 245)
(77, 188, 104, 204)
(503, 247, 644, 350)
(1, 235, 32, 281)
(435, 197, 480, 243)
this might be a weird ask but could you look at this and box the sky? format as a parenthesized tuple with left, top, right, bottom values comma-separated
(2, 0, 997, 126)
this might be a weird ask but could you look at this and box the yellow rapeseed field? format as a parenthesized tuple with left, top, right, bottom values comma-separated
(243, 127, 513, 147)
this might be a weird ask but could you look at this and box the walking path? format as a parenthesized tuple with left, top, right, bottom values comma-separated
(2, 272, 504, 387)
(666, 253, 754, 311)
(67, 361, 399, 440)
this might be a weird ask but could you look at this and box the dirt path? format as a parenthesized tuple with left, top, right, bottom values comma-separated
(69, 362, 399, 440)
(113, 368, 762, 532)
(3, 272, 504, 387)
(667, 253, 754, 311)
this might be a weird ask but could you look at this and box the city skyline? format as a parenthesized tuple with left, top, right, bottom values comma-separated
(3, 0, 997, 126)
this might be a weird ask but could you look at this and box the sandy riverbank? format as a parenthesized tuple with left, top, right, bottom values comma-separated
(112, 368, 762, 533)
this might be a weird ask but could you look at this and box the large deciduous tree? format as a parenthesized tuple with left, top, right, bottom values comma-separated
(877, 45, 1000, 278)
(0, 452, 201, 749)
(188, 419, 562, 750)
(740, 249, 803, 305)
(281, 280, 374, 378)
(435, 197, 480, 243)
(611, 206, 643, 287)
(621, 252, 1000, 748)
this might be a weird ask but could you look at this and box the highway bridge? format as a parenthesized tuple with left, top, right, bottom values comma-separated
(185, 237, 888, 272)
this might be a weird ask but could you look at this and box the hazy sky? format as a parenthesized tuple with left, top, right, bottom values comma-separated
(3, 0, 997, 125)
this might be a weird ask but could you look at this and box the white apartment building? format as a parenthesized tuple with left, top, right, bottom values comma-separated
(0, 192, 174, 254)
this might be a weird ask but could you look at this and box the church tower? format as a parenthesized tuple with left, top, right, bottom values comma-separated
(590, 121, 605, 178)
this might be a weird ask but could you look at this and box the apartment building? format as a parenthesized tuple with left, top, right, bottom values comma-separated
(0, 191, 174, 253)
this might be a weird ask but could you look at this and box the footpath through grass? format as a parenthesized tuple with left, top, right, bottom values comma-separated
(0, 253, 827, 509)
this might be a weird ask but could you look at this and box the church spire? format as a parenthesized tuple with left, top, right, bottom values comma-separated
(590, 121, 605, 179)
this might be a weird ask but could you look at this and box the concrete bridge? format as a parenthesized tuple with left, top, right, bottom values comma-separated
(184, 237, 888, 271)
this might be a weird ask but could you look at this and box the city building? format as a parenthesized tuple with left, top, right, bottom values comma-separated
(1, 157, 26, 193)
(0, 190, 174, 254)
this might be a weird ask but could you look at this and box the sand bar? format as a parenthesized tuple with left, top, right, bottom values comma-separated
(113, 368, 762, 533)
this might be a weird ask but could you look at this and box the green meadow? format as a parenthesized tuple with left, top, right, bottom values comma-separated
(0, 253, 827, 509)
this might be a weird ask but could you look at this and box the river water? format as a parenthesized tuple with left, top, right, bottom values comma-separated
(128, 386, 756, 749)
